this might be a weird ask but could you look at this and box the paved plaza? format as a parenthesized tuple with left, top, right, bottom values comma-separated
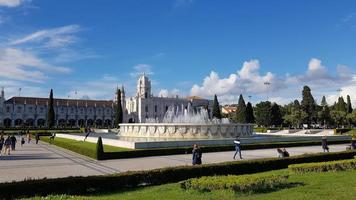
(0, 138, 350, 183)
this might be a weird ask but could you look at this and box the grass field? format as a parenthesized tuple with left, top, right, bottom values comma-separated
(41, 137, 131, 158)
(25, 169, 356, 200)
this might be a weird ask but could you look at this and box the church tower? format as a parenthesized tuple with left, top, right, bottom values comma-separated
(137, 74, 151, 98)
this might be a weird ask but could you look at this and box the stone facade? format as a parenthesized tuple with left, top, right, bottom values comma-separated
(0, 75, 213, 128)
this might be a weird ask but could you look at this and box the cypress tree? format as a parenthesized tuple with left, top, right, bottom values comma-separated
(96, 136, 104, 160)
(347, 95, 353, 114)
(301, 85, 316, 126)
(114, 88, 123, 127)
(318, 96, 331, 127)
(321, 96, 327, 107)
(212, 94, 222, 119)
(255, 101, 272, 127)
(337, 97, 347, 113)
(235, 94, 247, 123)
(245, 102, 255, 123)
(47, 89, 55, 128)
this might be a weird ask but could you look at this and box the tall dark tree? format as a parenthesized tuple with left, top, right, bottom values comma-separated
(235, 94, 247, 123)
(270, 103, 283, 126)
(347, 95, 353, 114)
(318, 96, 331, 127)
(301, 85, 316, 126)
(245, 102, 255, 123)
(114, 88, 123, 127)
(47, 89, 55, 128)
(337, 96, 347, 112)
(212, 94, 222, 119)
(255, 101, 272, 127)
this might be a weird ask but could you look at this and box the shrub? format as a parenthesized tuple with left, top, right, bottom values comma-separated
(96, 137, 104, 160)
(0, 150, 355, 199)
(289, 159, 356, 173)
(181, 174, 289, 193)
(334, 128, 352, 135)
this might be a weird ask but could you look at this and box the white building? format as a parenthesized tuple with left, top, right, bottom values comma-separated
(124, 74, 213, 123)
(0, 75, 213, 127)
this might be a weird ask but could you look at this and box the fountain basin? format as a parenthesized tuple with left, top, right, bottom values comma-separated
(119, 123, 254, 139)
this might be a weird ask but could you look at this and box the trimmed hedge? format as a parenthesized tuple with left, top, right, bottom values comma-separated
(180, 174, 289, 193)
(289, 159, 356, 173)
(0, 150, 356, 199)
(100, 139, 351, 160)
(334, 128, 352, 135)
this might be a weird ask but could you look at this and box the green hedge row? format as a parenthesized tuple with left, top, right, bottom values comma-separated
(289, 158, 356, 173)
(334, 128, 352, 135)
(180, 174, 289, 193)
(99, 139, 351, 160)
(1, 150, 356, 199)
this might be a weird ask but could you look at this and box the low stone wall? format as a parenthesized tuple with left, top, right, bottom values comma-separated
(119, 123, 254, 139)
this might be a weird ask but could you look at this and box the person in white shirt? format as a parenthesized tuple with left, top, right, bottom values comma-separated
(233, 137, 242, 159)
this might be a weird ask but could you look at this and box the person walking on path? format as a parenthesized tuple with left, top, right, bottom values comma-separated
(27, 130, 31, 143)
(35, 133, 40, 144)
(21, 137, 25, 147)
(233, 137, 243, 159)
(322, 136, 329, 152)
(4, 136, 11, 155)
(84, 128, 91, 141)
(10, 134, 17, 151)
(192, 144, 202, 165)
(0, 135, 4, 156)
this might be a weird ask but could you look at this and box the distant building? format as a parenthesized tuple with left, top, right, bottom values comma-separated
(0, 75, 213, 127)
(221, 106, 237, 115)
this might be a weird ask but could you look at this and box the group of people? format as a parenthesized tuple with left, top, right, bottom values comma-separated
(0, 132, 21, 156)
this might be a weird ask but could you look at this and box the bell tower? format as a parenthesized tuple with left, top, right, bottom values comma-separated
(137, 74, 151, 98)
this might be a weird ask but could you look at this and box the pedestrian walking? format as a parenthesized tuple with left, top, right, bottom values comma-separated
(21, 137, 25, 147)
(10, 134, 17, 151)
(27, 130, 31, 143)
(277, 148, 284, 158)
(192, 144, 202, 165)
(4, 136, 11, 155)
(84, 128, 91, 141)
(322, 136, 329, 152)
(233, 137, 243, 159)
(0, 135, 4, 156)
(282, 148, 290, 157)
(35, 133, 40, 144)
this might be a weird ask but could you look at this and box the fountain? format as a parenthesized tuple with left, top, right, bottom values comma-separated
(119, 105, 254, 139)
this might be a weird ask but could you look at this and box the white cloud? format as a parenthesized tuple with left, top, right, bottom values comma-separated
(0, 48, 71, 82)
(191, 60, 284, 100)
(158, 88, 181, 98)
(130, 64, 153, 77)
(0, 0, 23, 7)
(10, 25, 81, 48)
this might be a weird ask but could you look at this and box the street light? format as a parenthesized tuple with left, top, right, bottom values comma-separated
(264, 82, 271, 101)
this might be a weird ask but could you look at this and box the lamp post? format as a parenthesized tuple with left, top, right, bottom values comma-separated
(264, 82, 271, 101)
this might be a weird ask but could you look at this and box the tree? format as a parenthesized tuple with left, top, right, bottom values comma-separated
(318, 96, 331, 128)
(336, 97, 347, 113)
(47, 89, 55, 128)
(270, 103, 283, 127)
(283, 100, 307, 128)
(114, 88, 123, 127)
(255, 101, 272, 127)
(235, 94, 247, 123)
(96, 136, 104, 160)
(301, 86, 316, 126)
(330, 110, 347, 128)
(346, 110, 356, 127)
(245, 102, 255, 123)
(212, 94, 222, 119)
(347, 95, 353, 114)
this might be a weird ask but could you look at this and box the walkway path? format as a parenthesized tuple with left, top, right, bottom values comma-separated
(0, 138, 350, 183)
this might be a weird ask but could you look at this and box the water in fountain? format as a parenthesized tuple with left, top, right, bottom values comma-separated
(145, 104, 230, 124)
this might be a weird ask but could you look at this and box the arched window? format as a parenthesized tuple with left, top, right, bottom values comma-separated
(6, 107, 10, 113)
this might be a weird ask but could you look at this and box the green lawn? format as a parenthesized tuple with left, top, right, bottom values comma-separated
(41, 137, 131, 158)
(25, 169, 356, 200)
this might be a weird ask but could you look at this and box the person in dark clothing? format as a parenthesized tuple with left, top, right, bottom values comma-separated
(0, 135, 4, 156)
(350, 138, 356, 150)
(35, 134, 40, 144)
(282, 148, 290, 157)
(10, 135, 17, 150)
(233, 137, 243, 159)
(4, 136, 11, 155)
(21, 137, 25, 147)
(192, 144, 202, 165)
(84, 128, 91, 141)
(322, 136, 329, 152)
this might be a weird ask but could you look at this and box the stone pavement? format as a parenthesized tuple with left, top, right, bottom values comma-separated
(0, 138, 350, 183)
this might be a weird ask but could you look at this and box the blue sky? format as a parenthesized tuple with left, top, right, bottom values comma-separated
(0, 0, 355, 105)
